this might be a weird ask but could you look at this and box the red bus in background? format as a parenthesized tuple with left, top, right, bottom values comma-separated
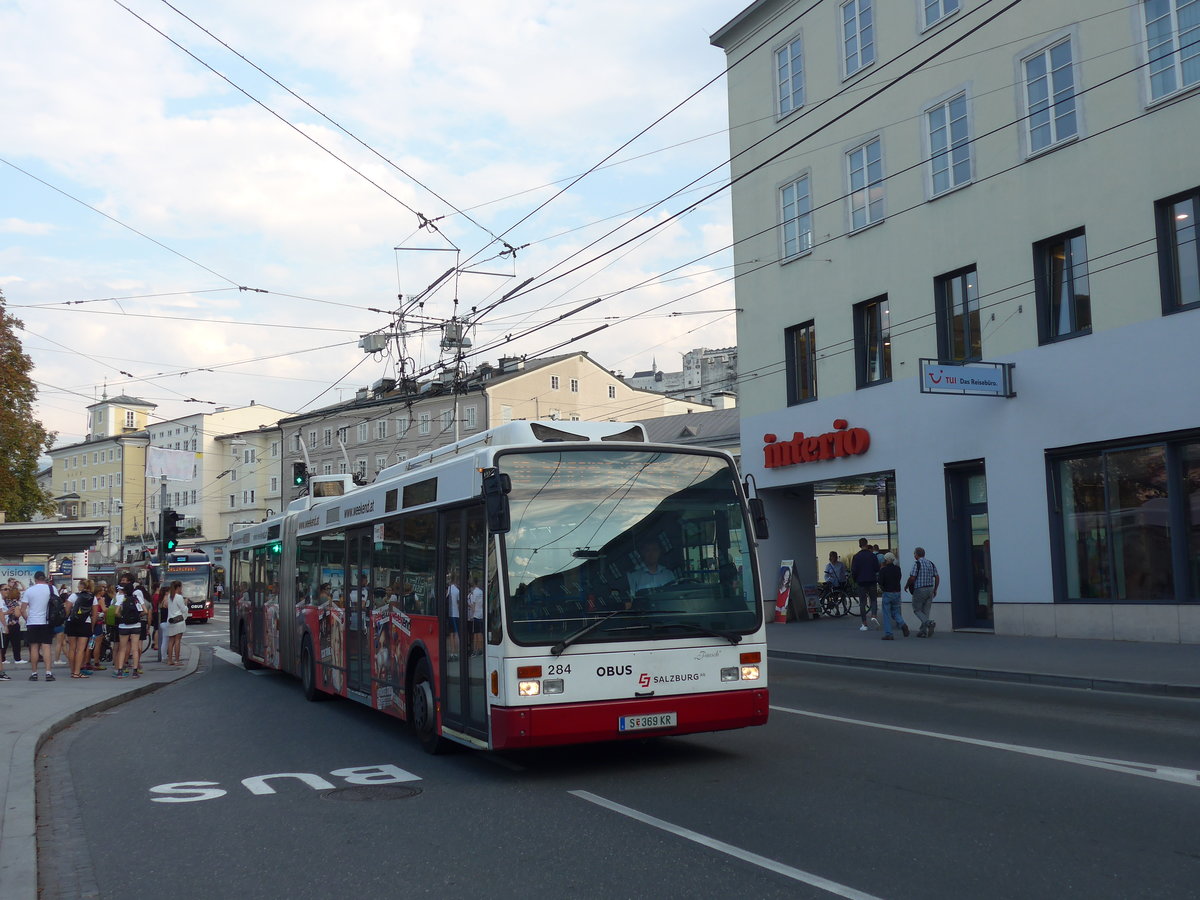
(150, 550, 215, 622)
(229, 421, 769, 753)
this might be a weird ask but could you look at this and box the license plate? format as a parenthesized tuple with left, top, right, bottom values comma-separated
(618, 712, 677, 732)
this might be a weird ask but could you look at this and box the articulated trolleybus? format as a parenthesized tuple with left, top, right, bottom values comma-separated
(229, 421, 768, 752)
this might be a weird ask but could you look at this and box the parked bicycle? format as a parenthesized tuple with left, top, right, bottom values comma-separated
(818, 581, 851, 617)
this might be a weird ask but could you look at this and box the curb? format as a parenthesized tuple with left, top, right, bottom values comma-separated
(0, 646, 200, 900)
(767, 648, 1200, 699)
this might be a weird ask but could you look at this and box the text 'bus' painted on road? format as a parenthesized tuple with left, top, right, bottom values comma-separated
(148, 765, 420, 803)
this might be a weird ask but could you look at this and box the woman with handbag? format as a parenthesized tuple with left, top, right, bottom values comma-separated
(165, 581, 188, 666)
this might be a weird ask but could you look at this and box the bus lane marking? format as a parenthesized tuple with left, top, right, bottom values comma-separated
(569, 790, 885, 900)
(771, 705, 1200, 789)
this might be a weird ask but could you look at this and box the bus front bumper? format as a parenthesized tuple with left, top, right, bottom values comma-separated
(489, 688, 769, 750)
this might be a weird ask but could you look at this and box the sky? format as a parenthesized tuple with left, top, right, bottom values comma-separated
(1, 0, 747, 449)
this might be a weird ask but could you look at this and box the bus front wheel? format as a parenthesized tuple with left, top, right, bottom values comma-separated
(410, 657, 445, 755)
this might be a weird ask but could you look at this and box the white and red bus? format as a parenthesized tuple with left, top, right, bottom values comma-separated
(145, 550, 217, 622)
(229, 421, 769, 753)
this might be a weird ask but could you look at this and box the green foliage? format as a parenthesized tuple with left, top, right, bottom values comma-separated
(0, 290, 57, 520)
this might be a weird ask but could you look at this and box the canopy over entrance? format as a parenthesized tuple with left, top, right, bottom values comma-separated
(0, 521, 107, 556)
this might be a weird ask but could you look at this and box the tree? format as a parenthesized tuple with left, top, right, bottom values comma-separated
(0, 289, 56, 520)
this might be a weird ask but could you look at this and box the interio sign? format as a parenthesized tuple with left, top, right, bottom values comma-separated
(763, 419, 870, 469)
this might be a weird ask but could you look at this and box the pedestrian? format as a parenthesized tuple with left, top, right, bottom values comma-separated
(65, 578, 98, 678)
(851, 537, 880, 631)
(467, 575, 484, 656)
(906, 547, 941, 637)
(878, 553, 909, 640)
(165, 581, 187, 665)
(20, 571, 57, 681)
(3, 583, 24, 664)
(152, 583, 170, 662)
(52, 583, 71, 664)
(112, 577, 148, 677)
(86, 582, 111, 673)
(823, 551, 849, 589)
(0, 593, 9, 680)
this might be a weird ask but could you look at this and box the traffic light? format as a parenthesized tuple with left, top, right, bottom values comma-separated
(163, 508, 183, 553)
(292, 461, 308, 487)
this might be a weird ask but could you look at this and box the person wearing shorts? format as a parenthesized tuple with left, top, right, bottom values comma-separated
(112, 579, 148, 678)
(21, 572, 56, 681)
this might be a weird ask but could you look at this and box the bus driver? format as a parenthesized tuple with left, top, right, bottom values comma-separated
(627, 538, 675, 597)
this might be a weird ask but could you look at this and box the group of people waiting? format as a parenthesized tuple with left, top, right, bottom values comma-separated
(824, 539, 941, 639)
(1, 572, 190, 682)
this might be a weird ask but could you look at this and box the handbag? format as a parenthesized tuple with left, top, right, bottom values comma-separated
(168, 614, 184, 625)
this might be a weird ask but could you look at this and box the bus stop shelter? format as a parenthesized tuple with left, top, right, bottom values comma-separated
(0, 520, 108, 557)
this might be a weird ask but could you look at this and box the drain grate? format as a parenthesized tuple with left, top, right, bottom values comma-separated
(320, 785, 422, 802)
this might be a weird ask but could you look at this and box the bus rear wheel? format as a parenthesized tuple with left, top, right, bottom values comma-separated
(410, 657, 445, 755)
(239, 627, 262, 671)
(301, 637, 325, 702)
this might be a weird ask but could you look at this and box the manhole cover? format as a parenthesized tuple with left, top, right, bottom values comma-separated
(320, 785, 422, 802)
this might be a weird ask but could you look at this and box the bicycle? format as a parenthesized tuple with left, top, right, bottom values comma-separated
(818, 582, 851, 617)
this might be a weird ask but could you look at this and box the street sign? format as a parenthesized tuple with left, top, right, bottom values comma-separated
(60, 557, 74, 576)
(919, 359, 1015, 397)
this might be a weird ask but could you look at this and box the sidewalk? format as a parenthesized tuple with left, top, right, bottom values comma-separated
(0, 645, 198, 900)
(767, 614, 1200, 698)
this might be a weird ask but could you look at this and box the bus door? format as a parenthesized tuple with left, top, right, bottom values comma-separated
(251, 547, 266, 657)
(438, 506, 488, 742)
(346, 528, 373, 695)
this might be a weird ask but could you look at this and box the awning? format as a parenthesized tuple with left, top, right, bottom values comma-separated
(0, 521, 108, 556)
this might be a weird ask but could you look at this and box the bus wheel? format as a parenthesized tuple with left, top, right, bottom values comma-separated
(301, 637, 325, 702)
(410, 657, 445, 754)
(239, 627, 262, 671)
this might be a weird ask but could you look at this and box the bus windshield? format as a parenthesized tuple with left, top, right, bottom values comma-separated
(500, 448, 761, 647)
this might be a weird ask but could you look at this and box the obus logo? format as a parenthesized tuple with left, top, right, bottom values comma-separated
(639, 673, 651, 688)
(763, 419, 870, 469)
(596, 665, 633, 677)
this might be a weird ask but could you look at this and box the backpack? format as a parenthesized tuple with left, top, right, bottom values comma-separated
(69, 591, 94, 626)
(48, 592, 67, 628)
(120, 593, 141, 625)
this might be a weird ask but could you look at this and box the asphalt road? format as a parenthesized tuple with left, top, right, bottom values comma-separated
(40, 651, 1200, 900)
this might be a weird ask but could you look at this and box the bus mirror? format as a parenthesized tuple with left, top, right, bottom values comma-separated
(481, 469, 512, 534)
(748, 497, 769, 540)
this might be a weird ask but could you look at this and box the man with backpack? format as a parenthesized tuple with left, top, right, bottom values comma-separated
(20, 571, 57, 681)
(112, 575, 148, 678)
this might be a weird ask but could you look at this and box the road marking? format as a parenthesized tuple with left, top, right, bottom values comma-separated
(570, 790, 884, 900)
(212, 647, 241, 666)
(771, 705, 1200, 789)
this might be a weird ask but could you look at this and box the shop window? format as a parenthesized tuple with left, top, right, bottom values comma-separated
(1034, 228, 1091, 343)
(784, 321, 817, 405)
(935, 266, 982, 361)
(853, 296, 891, 387)
(1156, 186, 1200, 313)
(1052, 438, 1200, 602)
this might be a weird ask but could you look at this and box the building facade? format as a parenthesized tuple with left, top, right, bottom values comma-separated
(627, 346, 739, 404)
(713, 0, 1200, 641)
(280, 352, 714, 505)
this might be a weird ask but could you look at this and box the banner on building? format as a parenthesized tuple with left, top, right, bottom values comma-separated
(145, 447, 196, 482)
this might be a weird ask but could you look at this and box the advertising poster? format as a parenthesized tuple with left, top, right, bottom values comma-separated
(775, 560, 793, 622)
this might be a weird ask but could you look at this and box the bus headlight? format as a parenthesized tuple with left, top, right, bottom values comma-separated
(542, 679, 564, 694)
(720, 667, 740, 682)
(518, 680, 541, 696)
(740, 665, 761, 681)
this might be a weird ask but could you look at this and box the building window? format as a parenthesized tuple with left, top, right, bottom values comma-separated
(464, 406, 477, 430)
(323, 428, 333, 448)
(356, 458, 367, 478)
(323, 464, 333, 476)
(1023, 39, 1077, 154)
(358, 422, 369, 442)
(1034, 229, 1091, 343)
(440, 410, 453, 432)
(1156, 186, 1200, 312)
(396, 416, 410, 436)
(550, 375, 560, 390)
(308, 430, 317, 449)
(854, 296, 891, 388)
(419, 413, 431, 435)
(841, 0, 875, 76)
(570, 378, 579, 393)
(847, 137, 884, 230)
(125, 411, 135, 428)
(784, 321, 818, 405)
(229, 495, 235, 509)
(608, 385, 617, 399)
(927, 92, 971, 195)
(270, 441, 280, 458)
(376, 455, 387, 472)
(935, 267, 982, 361)
(1052, 436, 1200, 602)
(269, 477, 278, 493)
(376, 420, 388, 440)
(292, 434, 301, 452)
(775, 35, 805, 117)
(923, 0, 959, 28)
(1144, 0, 1200, 101)
(244, 448, 256, 464)
(501, 405, 513, 424)
(780, 175, 813, 259)
(116, 473, 121, 486)
(338, 461, 347, 474)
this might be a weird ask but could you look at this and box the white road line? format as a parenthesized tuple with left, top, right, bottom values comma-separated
(212, 647, 241, 667)
(771, 705, 1200, 789)
(570, 790, 885, 900)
